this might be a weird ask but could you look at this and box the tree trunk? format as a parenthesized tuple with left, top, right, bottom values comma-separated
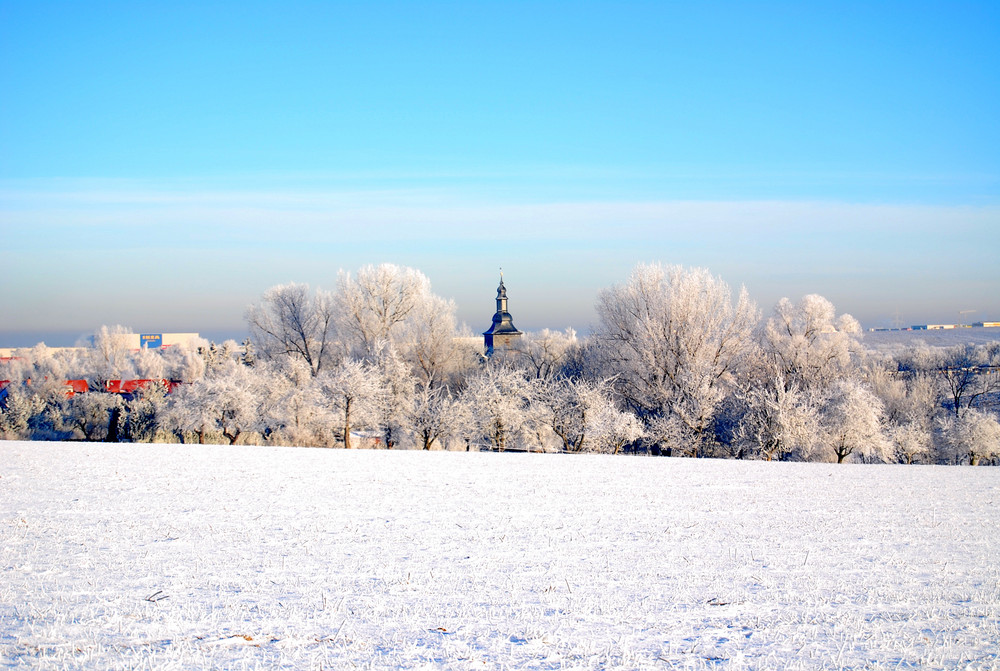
(105, 407, 122, 443)
(343, 399, 352, 449)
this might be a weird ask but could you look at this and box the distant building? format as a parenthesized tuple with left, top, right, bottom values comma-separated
(483, 274, 522, 355)
(974, 322, 1000, 328)
(95, 332, 202, 350)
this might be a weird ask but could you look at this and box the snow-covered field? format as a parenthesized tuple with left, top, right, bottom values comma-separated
(2, 443, 998, 670)
(863, 327, 1000, 352)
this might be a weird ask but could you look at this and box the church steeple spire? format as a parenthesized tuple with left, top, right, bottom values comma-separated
(483, 270, 522, 355)
(496, 272, 508, 314)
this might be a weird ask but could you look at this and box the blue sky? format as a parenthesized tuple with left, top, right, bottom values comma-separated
(1, 1, 998, 345)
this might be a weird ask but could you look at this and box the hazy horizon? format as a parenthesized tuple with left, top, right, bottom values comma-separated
(3, 299, 1000, 350)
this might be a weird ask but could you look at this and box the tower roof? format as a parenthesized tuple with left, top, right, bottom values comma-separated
(483, 274, 522, 337)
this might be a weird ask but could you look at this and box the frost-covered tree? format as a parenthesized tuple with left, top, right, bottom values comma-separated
(461, 363, 542, 452)
(371, 342, 415, 448)
(399, 291, 461, 388)
(889, 422, 934, 465)
(0, 385, 48, 439)
(541, 377, 641, 453)
(90, 325, 138, 383)
(134, 346, 166, 380)
(763, 294, 862, 390)
(543, 377, 595, 452)
(201, 340, 243, 375)
(335, 264, 432, 358)
(161, 341, 207, 382)
(122, 380, 171, 443)
(736, 374, 820, 461)
(866, 363, 937, 464)
(2, 344, 81, 440)
(164, 362, 270, 445)
(246, 283, 336, 376)
(203, 363, 271, 445)
(240, 338, 256, 367)
(866, 364, 935, 425)
(934, 344, 1000, 419)
(937, 409, 1000, 465)
(163, 382, 215, 444)
(585, 394, 645, 454)
(267, 358, 332, 447)
(879, 342, 1000, 462)
(819, 379, 890, 463)
(318, 359, 382, 449)
(67, 392, 125, 442)
(409, 384, 462, 451)
(513, 328, 578, 380)
(595, 263, 759, 456)
(6, 343, 81, 384)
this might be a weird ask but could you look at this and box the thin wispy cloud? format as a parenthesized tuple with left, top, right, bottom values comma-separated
(5, 181, 998, 243)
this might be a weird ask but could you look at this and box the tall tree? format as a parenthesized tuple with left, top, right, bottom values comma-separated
(763, 294, 862, 390)
(246, 283, 336, 376)
(164, 362, 270, 445)
(267, 358, 332, 447)
(399, 291, 460, 388)
(89, 325, 137, 384)
(371, 342, 415, 448)
(595, 263, 759, 456)
(335, 264, 432, 358)
(67, 392, 124, 442)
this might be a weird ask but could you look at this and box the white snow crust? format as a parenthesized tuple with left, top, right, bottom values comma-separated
(2, 442, 998, 669)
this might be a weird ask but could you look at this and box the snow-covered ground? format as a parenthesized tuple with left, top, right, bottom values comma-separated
(2, 443, 998, 670)
(863, 327, 1000, 353)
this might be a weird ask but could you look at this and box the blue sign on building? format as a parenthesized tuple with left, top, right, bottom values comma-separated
(140, 333, 163, 349)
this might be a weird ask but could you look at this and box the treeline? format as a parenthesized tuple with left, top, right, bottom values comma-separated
(2, 263, 998, 464)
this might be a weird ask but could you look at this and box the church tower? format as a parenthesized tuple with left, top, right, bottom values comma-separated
(483, 272, 523, 355)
